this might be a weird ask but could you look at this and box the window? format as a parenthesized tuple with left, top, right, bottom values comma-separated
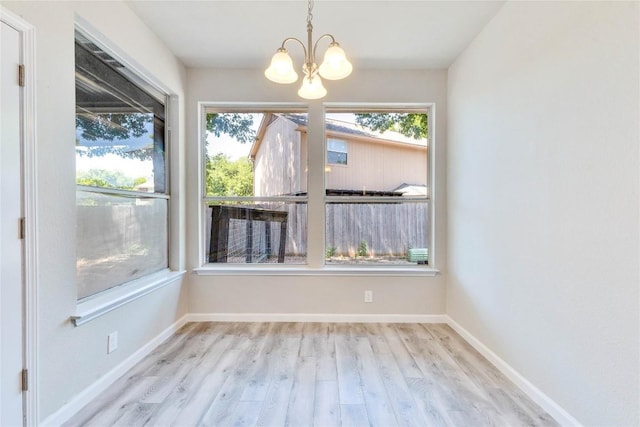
(327, 139, 348, 165)
(75, 31, 169, 299)
(324, 109, 430, 266)
(203, 109, 308, 264)
(199, 105, 432, 270)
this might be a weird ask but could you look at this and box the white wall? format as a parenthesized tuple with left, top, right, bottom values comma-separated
(447, 2, 639, 425)
(2, 1, 188, 421)
(187, 68, 448, 315)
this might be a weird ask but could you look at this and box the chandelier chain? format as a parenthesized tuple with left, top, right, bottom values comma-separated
(307, 0, 314, 25)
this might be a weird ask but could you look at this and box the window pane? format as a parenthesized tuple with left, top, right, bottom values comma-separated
(75, 33, 168, 301)
(327, 151, 347, 165)
(325, 110, 429, 266)
(327, 139, 347, 153)
(75, 40, 165, 194)
(205, 112, 308, 197)
(325, 202, 429, 265)
(205, 201, 307, 264)
(77, 190, 168, 299)
(324, 112, 428, 195)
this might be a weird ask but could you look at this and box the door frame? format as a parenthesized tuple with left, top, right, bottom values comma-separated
(1, 7, 38, 425)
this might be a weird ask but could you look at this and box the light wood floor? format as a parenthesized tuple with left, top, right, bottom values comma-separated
(65, 322, 559, 427)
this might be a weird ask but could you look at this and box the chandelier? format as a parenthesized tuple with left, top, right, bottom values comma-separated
(264, 0, 353, 99)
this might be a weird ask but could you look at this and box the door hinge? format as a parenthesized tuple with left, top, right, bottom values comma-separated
(21, 369, 28, 392)
(18, 64, 25, 87)
(19, 217, 25, 240)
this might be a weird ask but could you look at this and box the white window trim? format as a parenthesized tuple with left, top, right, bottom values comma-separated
(193, 266, 438, 277)
(197, 102, 437, 273)
(324, 103, 437, 270)
(72, 269, 185, 326)
(72, 21, 184, 325)
(198, 103, 309, 265)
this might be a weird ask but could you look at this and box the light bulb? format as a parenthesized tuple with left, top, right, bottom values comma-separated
(264, 49, 298, 84)
(297, 75, 327, 99)
(318, 43, 353, 80)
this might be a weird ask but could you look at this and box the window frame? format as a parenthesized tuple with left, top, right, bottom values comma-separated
(72, 23, 184, 325)
(199, 104, 310, 267)
(323, 104, 433, 269)
(194, 102, 438, 275)
(327, 138, 348, 165)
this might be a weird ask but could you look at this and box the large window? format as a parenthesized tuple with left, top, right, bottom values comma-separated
(75, 32, 169, 299)
(324, 110, 430, 266)
(203, 109, 308, 264)
(200, 105, 431, 269)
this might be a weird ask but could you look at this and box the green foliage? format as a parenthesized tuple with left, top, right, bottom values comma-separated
(75, 112, 155, 159)
(206, 113, 256, 144)
(133, 176, 148, 187)
(354, 113, 428, 140)
(357, 240, 368, 257)
(326, 247, 337, 258)
(76, 113, 151, 142)
(76, 169, 147, 190)
(206, 153, 253, 197)
(76, 144, 153, 160)
(76, 112, 256, 161)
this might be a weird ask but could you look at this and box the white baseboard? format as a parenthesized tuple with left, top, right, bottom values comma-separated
(185, 312, 448, 324)
(40, 314, 189, 427)
(445, 316, 582, 427)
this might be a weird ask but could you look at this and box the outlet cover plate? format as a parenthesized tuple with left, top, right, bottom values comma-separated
(364, 290, 373, 303)
(107, 331, 118, 354)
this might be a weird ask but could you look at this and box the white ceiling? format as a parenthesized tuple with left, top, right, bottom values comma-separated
(126, 0, 505, 70)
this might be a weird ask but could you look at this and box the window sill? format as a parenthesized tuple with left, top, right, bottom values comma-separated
(72, 269, 186, 326)
(193, 266, 439, 277)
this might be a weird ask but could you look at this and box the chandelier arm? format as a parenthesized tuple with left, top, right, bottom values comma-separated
(312, 33, 337, 64)
(280, 37, 308, 62)
(280, 37, 311, 73)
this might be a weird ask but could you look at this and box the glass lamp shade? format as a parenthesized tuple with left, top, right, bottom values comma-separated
(297, 75, 327, 99)
(264, 49, 298, 84)
(318, 43, 353, 80)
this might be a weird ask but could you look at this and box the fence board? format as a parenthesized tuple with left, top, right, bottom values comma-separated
(204, 202, 429, 259)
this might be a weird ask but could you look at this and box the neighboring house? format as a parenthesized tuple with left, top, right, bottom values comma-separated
(250, 113, 428, 197)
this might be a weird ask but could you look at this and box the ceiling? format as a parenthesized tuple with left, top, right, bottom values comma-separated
(125, 1, 505, 70)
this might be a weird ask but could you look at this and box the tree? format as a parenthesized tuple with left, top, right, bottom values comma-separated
(354, 113, 428, 140)
(76, 113, 151, 142)
(206, 153, 253, 197)
(76, 113, 256, 159)
(206, 113, 256, 144)
(76, 169, 147, 190)
(75, 112, 155, 159)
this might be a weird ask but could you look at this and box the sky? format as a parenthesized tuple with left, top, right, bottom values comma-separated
(76, 120, 155, 179)
(76, 154, 153, 181)
(206, 113, 262, 160)
(76, 112, 362, 178)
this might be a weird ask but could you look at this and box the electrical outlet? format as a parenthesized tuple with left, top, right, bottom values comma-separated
(364, 290, 373, 303)
(107, 331, 118, 354)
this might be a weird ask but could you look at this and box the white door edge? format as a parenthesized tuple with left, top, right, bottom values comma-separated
(1, 7, 38, 426)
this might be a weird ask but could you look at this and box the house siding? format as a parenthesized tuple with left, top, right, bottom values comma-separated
(326, 138, 427, 192)
(254, 116, 304, 196)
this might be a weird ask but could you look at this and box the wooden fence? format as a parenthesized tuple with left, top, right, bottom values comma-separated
(205, 201, 429, 260)
(325, 202, 429, 257)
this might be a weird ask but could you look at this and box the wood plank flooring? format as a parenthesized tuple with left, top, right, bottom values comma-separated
(65, 322, 559, 427)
